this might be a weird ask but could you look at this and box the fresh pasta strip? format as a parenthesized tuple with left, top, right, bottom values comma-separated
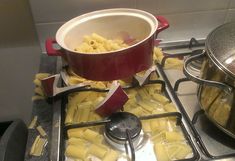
(65, 104, 76, 124)
(88, 144, 108, 159)
(153, 47, 183, 69)
(31, 95, 45, 101)
(65, 145, 88, 160)
(30, 135, 47, 156)
(67, 138, 87, 147)
(28, 116, 38, 129)
(165, 131, 184, 142)
(151, 93, 169, 105)
(33, 78, 42, 86)
(34, 87, 44, 96)
(154, 143, 170, 161)
(74, 33, 128, 53)
(174, 143, 192, 159)
(79, 108, 90, 122)
(142, 120, 152, 133)
(30, 135, 40, 156)
(83, 129, 100, 143)
(103, 150, 119, 161)
(67, 128, 84, 138)
(164, 103, 177, 112)
(36, 125, 47, 137)
(35, 73, 51, 80)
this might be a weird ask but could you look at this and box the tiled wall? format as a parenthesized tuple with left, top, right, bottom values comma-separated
(29, 0, 235, 51)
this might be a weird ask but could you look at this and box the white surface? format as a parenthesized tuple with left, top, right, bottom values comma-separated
(136, 0, 230, 15)
(229, 0, 235, 8)
(0, 0, 41, 124)
(29, 0, 235, 51)
(0, 46, 41, 124)
(158, 10, 227, 43)
(225, 9, 235, 22)
(35, 10, 228, 51)
(29, 0, 136, 23)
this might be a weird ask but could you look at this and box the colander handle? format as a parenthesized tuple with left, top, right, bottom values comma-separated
(183, 50, 233, 93)
(45, 38, 63, 56)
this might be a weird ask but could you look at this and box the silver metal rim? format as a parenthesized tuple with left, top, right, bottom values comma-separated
(206, 22, 235, 80)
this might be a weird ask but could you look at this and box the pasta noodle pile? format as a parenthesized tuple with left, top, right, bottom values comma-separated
(74, 33, 129, 53)
(64, 83, 193, 160)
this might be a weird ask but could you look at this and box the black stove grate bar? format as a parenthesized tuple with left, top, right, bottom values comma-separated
(191, 109, 205, 125)
(139, 111, 182, 124)
(126, 129, 135, 161)
(189, 38, 201, 49)
(65, 119, 111, 130)
(159, 38, 205, 51)
(174, 77, 190, 92)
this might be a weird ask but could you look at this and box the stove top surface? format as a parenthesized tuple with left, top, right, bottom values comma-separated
(46, 38, 235, 161)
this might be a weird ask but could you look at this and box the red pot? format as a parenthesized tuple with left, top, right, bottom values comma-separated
(46, 8, 169, 81)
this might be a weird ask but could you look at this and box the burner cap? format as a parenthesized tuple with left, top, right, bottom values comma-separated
(105, 112, 142, 141)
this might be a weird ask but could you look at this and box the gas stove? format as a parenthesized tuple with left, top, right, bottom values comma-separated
(48, 38, 235, 161)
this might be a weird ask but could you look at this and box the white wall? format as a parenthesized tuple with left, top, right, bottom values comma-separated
(29, 0, 235, 51)
(0, 0, 41, 124)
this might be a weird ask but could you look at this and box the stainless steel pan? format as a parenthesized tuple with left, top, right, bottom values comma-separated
(183, 22, 235, 138)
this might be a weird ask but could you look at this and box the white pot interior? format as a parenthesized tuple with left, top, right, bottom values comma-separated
(56, 8, 158, 52)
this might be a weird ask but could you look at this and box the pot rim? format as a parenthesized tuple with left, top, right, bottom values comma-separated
(55, 8, 158, 55)
(205, 22, 235, 80)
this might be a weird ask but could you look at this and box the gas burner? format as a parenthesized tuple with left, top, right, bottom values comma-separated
(104, 112, 142, 151)
(105, 112, 142, 142)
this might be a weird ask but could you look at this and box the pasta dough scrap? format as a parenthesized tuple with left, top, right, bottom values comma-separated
(30, 135, 47, 156)
(103, 150, 119, 161)
(65, 145, 88, 160)
(28, 116, 38, 129)
(154, 143, 170, 161)
(88, 144, 108, 159)
(67, 137, 87, 147)
(67, 128, 84, 138)
(36, 125, 47, 137)
(83, 129, 100, 143)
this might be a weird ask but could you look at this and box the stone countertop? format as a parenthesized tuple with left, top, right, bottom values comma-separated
(24, 54, 58, 161)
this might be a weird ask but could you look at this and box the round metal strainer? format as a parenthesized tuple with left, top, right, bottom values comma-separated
(206, 22, 235, 79)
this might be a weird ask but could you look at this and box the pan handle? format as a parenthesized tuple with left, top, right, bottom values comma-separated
(183, 50, 233, 93)
(45, 38, 63, 56)
(155, 16, 169, 34)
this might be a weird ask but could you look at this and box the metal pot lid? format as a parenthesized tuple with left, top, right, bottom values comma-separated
(206, 22, 235, 79)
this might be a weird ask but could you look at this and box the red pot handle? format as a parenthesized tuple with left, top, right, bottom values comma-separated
(155, 16, 169, 34)
(45, 38, 63, 56)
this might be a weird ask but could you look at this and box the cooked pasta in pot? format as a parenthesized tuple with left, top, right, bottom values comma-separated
(74, 33, 129, 53)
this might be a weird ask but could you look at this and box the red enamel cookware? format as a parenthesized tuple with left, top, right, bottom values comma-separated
(46, 8, 169, 81)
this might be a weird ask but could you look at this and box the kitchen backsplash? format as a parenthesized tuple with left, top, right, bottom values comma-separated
(29, 0, 235, 51)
